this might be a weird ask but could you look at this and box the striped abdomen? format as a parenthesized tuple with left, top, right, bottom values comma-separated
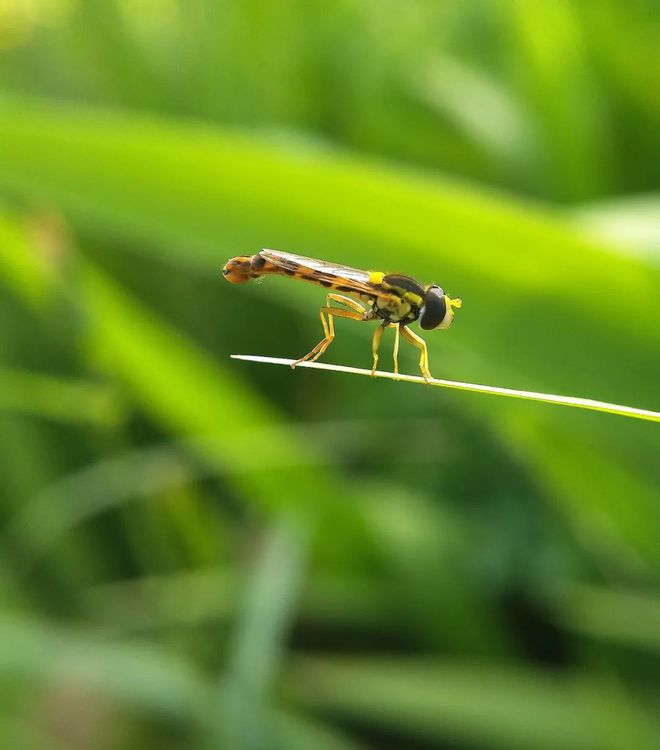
(223, 254, 375, 301)
(222, 254, 283, 285)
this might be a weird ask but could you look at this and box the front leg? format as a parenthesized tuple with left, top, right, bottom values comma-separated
(400, 326, 432, 381)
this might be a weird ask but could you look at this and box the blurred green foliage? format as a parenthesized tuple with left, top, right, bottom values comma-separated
(0, 1, 659, 749)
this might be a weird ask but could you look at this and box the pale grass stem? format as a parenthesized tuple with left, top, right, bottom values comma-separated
(231, 355, 660, 424)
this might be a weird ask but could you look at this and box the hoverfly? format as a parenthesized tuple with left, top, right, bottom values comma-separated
(223, 249, 462, 380)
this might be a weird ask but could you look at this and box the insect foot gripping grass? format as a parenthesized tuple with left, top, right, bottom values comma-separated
(230, 356, 660, 424)
(223, 249, 462, 382)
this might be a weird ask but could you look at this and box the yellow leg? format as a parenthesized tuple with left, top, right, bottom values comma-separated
(325, 293, 367, 316)
(293, 304, 368, 367)
(392, 324, 400, 378)
(319, 294, 367, 347)
(400, 326, 432, 381)
(371, 325, 385, 376)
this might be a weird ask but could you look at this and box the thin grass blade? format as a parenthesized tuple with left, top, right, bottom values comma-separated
(231, 356, 660, 423)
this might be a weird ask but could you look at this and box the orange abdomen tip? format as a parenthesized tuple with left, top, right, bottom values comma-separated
(223, 256, 252, 284)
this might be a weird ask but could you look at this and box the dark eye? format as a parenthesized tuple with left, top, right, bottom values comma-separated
(419, 287, 447, 330)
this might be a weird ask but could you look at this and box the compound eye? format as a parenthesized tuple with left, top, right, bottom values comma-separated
(419, 287, 447, 330)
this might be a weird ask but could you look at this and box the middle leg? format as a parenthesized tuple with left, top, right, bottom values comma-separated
(392, 323, 401, 377)
(371, 324, 386, 376)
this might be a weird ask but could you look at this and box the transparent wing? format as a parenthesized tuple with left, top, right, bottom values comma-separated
(259, 249, 377, 295)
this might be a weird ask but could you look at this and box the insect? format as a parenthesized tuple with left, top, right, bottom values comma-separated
(223, 249, 462, 381)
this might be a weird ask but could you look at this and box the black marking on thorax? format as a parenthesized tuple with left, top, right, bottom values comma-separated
(373, 273, 424, 324)
(382, 274, 425, 298)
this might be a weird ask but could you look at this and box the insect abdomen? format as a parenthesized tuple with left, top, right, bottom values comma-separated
(222, 254, 279, 284)
(223, 253, 376, 310)
(223, 253, 371, 299)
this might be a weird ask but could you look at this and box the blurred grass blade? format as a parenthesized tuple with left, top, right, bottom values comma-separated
(359, 486, 509, 654)
(9, 446, 196, 568)
(231, 356, 660, 423)
(222, 517, 308, 749)
(284, 656, 660, 750)
(226, 518, 307, 697)
(0, 366, 123, 426)
(76, 260, 372, 564)
(505, 417, 660, 567)
(0, 613, 212, 728)
(78, 261, 339, 514)
(573, 194, 660, 260)
(274, 712, 370, 750)
(412, 53, 534, 167)
(0, 209, 55, 307)
(495, 0, 606, 201)
(554, 583, 660, 655)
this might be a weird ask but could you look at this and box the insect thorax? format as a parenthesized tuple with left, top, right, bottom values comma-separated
(374, 295, 420, 324)
(374, 274, 425, 324)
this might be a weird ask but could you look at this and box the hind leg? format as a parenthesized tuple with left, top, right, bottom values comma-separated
(293, 295, 369, 367)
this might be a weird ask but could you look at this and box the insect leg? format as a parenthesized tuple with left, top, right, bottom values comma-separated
(322, 293, 368, 344)
(392, 324, 401, 378)
(326, 293, 368, 315)
(293, 307, 368, 367)
(400, 326, 432, 381)
(371, 324, 386, 377)
(295, 307, 331, 364)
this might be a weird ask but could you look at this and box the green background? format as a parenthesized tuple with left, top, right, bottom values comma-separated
(0, 1, 659, 748)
